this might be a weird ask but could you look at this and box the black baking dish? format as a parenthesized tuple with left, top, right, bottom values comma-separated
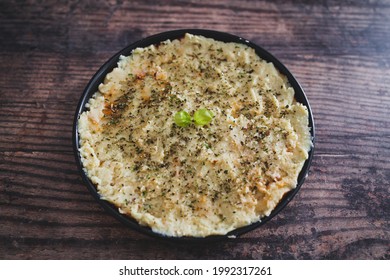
(72, 29, 315, 242)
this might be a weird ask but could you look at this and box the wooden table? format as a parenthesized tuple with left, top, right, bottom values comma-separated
(1, 0, 389, 259)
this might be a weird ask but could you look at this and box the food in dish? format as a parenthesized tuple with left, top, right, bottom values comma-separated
(78, 33, 312, 237)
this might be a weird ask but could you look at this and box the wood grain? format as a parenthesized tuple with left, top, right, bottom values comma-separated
(0, 0, 389, 259)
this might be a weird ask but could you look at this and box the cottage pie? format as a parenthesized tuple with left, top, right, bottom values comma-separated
(78, 33, 312, 237)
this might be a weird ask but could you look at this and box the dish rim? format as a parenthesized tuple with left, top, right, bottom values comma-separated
(72, 29, 316, 242)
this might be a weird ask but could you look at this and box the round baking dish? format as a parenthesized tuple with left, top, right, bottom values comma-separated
(72, 29, 315, 242)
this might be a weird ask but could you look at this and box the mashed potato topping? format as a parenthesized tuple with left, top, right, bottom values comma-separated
(78, 33, 312, 237)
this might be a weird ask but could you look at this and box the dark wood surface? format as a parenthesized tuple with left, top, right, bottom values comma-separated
(1, 0, 389, 259)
